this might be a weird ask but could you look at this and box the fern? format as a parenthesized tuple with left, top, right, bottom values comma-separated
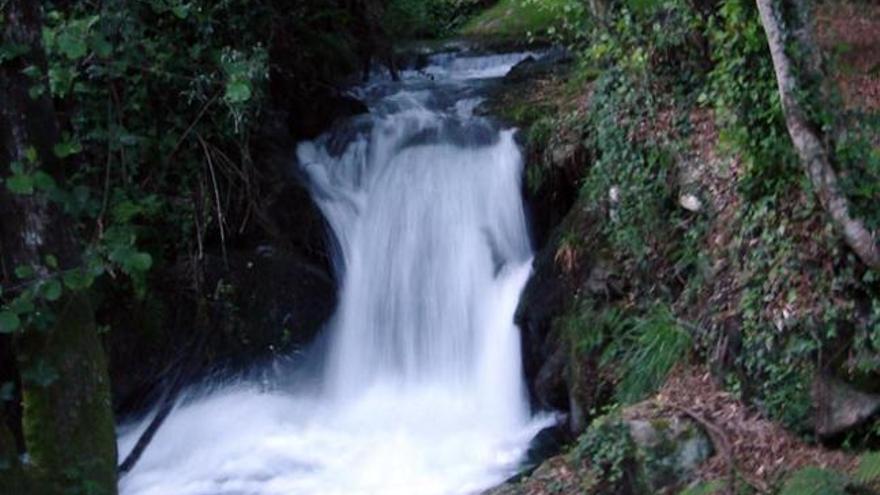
(779, 467, 847, 495)
(855, 451, 880, 486)
(616, 304, 691, 404)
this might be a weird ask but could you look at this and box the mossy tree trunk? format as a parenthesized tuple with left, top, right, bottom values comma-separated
(756, 0, 880, 269)
(1, 1, 118, 493)
(16, 296, 118, 493)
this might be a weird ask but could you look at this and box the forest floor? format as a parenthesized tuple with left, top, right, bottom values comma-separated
(816, 1, 880, 110)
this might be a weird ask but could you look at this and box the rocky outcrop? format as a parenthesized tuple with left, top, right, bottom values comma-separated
(516, 201, 597, 414)
(813, 373, 880, 438)
(485, 403, 714, 495)
(107, 247, 336, 415)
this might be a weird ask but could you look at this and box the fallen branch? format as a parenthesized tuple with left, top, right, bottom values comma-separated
(673, 405, 770, 495)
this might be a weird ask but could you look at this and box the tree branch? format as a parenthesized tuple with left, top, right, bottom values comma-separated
(756, 0, 880, 269)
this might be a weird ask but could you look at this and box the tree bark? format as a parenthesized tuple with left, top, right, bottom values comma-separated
(756, 0, 880, 269)
(1, 1, 118, 493)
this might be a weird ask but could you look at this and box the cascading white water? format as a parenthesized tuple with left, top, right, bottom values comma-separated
(118, 51, 553, 495)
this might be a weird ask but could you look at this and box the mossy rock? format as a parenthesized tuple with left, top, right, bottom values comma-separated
(571, 407, 713, 495)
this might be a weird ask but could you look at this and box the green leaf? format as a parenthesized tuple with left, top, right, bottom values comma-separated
(21, 65, 41, 78)
(62, 269, 93, 291)
(8, 294, 34, 315)
(89, 34, 113, 58)
(129, 252, 153, 272)
(53, 137, 82, 158)
(0, 42, 29, 63)
(45, 254, 58, 269)
(28, 84, 46, 99)
(6, 174, 34, 194)
(112, 200, 143, 223)
(171, 4, 192, 19)
(0, 312, 20, 334)
(33, 171, 56, 191)
(24, 146, 37, 163)
(14, 265, 34, 279)
(57, 29, 88, 60)
(42, 280, 62, 302)
(224, 79, 252, 103)
(48, 65, 76, 97)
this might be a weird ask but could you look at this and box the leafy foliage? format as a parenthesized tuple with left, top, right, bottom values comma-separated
(386, 0, 485, 39)
(705, 0, 798, 199)
(572, 412, 637, 487)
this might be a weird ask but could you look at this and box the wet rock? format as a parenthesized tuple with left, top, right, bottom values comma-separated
(533, 340, 568, 411)
(516, 202, 599, 418)
(521, 423, 570, 474)
(813, 373, 880, 438)
(504, 47, 574, 84)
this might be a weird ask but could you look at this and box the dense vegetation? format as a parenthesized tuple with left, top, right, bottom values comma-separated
(488, 0, 880, 493)
(0, 0, 405, 492)
(2, 0, 879, 494)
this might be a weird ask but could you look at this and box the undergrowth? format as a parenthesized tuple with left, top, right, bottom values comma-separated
(544, 0, 880, 460)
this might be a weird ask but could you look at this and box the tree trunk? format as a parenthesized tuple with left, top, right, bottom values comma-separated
(0, 1, 118, 493)
(755, 0, 880, 269)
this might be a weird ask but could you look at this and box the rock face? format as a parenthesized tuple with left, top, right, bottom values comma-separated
(109, 99, 342, 417)
(813, 373, 880, 438)
(504, 47, 574, 84)
(107, 247, 336, 415)
(515, 202, 596, 415)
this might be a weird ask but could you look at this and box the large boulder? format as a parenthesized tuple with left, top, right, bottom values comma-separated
(485, 405, 714, 495)
(812, 373, 880, 438)
(626, 416, 714, 493)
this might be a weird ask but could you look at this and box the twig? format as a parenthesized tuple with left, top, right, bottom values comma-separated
(197, 134, 227, 266)
(118, 305, 213, 475)
(97, 94, 114, 238)
(673, 405, 770, 494)
(166, 93, 219, 162)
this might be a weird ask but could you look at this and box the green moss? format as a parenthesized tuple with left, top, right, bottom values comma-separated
(649, 418, 671, 433)
(460, 0, 571, 40)
(18, 294, 117, 495)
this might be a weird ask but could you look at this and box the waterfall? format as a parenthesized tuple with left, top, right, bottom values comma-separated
(118, 51, 552, 495)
